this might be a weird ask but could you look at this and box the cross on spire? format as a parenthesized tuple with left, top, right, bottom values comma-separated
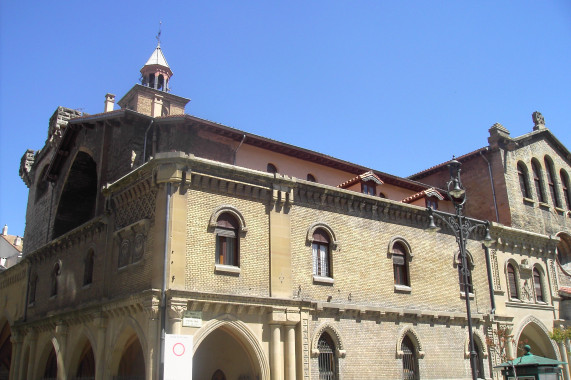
(156, 21, 162, 46)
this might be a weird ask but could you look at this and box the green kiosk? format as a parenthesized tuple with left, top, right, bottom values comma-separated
(495, 345, 566, 380)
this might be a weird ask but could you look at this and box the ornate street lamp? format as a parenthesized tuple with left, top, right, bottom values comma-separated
(426, 157, 493, 380)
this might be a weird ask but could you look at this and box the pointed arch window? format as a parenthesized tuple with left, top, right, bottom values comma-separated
(507, 263, 519, 300)
(533, 267, 544, 302)
(531, 160, 546, 203)
(215, 213, 239, 267)
(560, 169, 571, 210)
(29, 274, 38, 305)
(83, 249, 94, 286)
(474, 340, 485, 379)
(51, 262, 61, 297)
(317, 333, 338, 380)
(401, 335, 419, 380)
(517, 162, 531, 199)
(313, 229, 331, 278)
(545, 157, 560, 207)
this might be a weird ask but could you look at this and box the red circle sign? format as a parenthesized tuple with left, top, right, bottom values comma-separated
(173, 342, 185, 356)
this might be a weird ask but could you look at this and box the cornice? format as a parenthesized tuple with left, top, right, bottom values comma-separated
(490, 222, 559, 258)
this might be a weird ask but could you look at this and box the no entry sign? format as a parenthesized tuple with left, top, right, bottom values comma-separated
(164, 334, 193, 380)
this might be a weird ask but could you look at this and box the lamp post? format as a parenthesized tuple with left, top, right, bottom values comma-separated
(427, 157, 493, 380)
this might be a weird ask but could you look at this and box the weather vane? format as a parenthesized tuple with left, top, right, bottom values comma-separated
(156, 21, 162, 46)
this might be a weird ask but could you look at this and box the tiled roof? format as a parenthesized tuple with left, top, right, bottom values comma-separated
(337, 171, 384, 189)
(0, 234, 23, 253)
(401, 188, 444, 204)
(408, 147, 488, 180)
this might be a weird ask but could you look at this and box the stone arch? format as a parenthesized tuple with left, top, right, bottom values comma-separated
(208, 205, 248, 233)
(464, 330, 488, 359)
(108, 316, 148, 376)
(310, 322, 346, 358)
(387, 236, 414, 259)
(306, 222, 338, 249)
(396, 326, 425, 359)
(36, 335, 66, 380)
(0, 320, 11, 380)
(192, 314, 269, 380)
(67, 328, 97, 377)
(53, 150, 98, 238)
(513, 315, 560, 360)
(454, 249, 475, 267)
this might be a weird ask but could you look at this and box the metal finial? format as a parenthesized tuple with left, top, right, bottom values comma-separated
(156, 21, 162, 46)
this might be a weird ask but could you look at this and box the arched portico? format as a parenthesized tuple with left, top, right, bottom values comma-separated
(192, 316, 269, 380)
(514, 316, 559, 360)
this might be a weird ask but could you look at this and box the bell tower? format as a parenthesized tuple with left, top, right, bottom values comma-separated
(118, 32, 189, 117)
(140, 41, 173, 92)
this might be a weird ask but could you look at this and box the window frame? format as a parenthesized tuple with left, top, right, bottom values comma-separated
(507, 263, 520, 301)
(560, 169, 571, 210)
(361, 181, 376, 196)
(517, 161, 532, 200)
(531, 159, 546, 203)
(51, 262, 61, 297)
(545, 157, 561, 208)
(401, 335, 419, 380)
(312, 228, 332, 279)
(215, 213, 240, 268)
(393, 242, 410, 287)
(83, 249, 95, 286)
(533, 267, 544, 303)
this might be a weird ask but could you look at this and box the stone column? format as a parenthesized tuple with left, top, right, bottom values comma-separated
(94, 317, 107, 380)
(146, 310, 160, 380)
(24, 331, 37, 380)
(270, 324, 283, 380)
(9, 330, 22, 380)
(285, 324, 296, 380)
(563, 339, 571, 380)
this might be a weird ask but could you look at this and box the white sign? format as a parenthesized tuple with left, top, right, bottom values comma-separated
(182, 311, 203, 328)
(164, 334, 193, 380)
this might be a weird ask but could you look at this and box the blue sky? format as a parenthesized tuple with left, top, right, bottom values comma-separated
(1, 1, 570, 238)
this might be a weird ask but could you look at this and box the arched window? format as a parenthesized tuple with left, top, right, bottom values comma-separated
(267, 163, 277, 174)
(401, 335, 419, 380)
(312, 228, 331, 278)
(317, 333, 338, 380)
(393, 242, 410, 287)
(211, 369, 226, 380)
(533, 267, 544, 302)
(307, 173, 316, 182)
(545, 157, 560, 207)
(558, 234, 571, 273)
(29, 274, 38, 304)
(379, 192, 386, 199)
(215, 213, 239, 267)
(531, 160, 546, 203)
(458, 257, 473, 294)
(51, 263, 61, 297)
(517, 162, 531, 199)
(507, 263, 519, 300)
(83, 249, 94, 286)
(560, 169, 571, 210)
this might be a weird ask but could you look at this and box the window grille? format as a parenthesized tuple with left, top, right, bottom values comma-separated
(318, 334, 337, 380)
(402, 336, 419, 380)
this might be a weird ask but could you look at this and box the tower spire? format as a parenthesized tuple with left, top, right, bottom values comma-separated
(140, 24, 172, 92)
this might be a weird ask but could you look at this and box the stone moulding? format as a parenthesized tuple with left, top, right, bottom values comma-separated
(310, 322, 346, 358)
(395, 326, 425, 359)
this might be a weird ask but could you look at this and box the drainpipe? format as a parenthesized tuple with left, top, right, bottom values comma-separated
(143, 119, 154, 164)
(484, 246, 496, 315)
(480, 149, 500, 223)
(159, 182, 172, 380)
(233, 134, 246, 165)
